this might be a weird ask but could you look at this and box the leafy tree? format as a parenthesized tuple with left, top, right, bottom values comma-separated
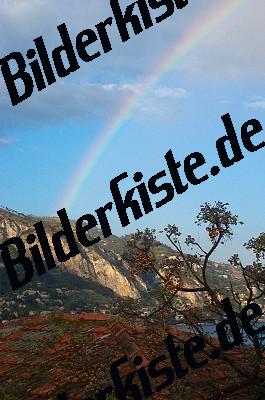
(123, 201, 265, 399)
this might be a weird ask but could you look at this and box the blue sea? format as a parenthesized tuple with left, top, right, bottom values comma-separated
(176, 321, 265, 346)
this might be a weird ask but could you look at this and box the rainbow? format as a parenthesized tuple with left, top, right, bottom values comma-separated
(58, 0, 248, 213)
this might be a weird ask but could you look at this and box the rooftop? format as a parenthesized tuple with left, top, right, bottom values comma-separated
(0, 313, 263, 399)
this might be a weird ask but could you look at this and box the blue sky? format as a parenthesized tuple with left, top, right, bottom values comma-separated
(0, 0, 265, 264)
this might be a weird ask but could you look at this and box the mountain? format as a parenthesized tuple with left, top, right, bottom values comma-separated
(0, 207, 248, 320)
(0, 207, 148, 320)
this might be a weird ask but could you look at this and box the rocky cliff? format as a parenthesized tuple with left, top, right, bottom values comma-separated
(0, 207, 147, 299)
(0, 207, 248, 321)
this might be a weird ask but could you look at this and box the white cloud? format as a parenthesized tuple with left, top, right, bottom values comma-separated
(218, 99, 232, 105)
(154, 87, 189, 98)
(245, 99, 265, 110)
(0, 0, 263, 82)
(0, 81, 190, 133)
(0, 0, 263, 136)
(99, 82, 189, 98)
(178, 0, 265, 81)
(0, 136, 14, 146)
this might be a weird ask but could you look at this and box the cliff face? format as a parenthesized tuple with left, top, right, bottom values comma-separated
(0, 208, 246, 313)
(0, 208, 147, 298)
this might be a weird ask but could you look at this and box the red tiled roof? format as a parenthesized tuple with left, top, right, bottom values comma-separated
(0, 313, 263, 399)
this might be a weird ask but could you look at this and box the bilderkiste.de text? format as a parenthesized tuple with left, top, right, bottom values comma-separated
(0, 0, 189, 106)
(0, 112, 264, 291)
(57, 297, 265, 399)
